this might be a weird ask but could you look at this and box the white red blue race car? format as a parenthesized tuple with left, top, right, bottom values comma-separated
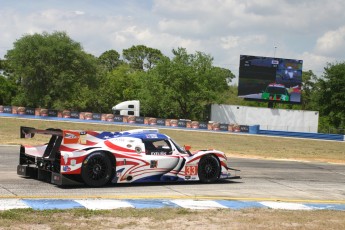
(17, 127, 240, 187)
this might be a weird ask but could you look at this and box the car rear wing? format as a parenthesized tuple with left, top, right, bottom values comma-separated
(20, 126, 63, 139)
(20, 126, 65, 160)
(20, 126, 89, 145)
(20, 126, 90, 160)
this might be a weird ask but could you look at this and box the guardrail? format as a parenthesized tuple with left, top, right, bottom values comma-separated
(0, 105, 250, 133)
(1, 105, 344, 141)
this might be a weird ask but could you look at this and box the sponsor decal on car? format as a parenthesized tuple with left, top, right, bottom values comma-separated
(146, 134, 158, 138)
(150, 160, 158, 168)
(70, 159, 76, 166)
(150, 151, 167, 155)
(62, 166, 71, 172)
(63, 130, 80, 144)
(220, 172, 231, 178)
(135, 146, 142, 153)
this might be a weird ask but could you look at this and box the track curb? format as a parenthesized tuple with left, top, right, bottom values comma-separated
(1, 198, 345, 211)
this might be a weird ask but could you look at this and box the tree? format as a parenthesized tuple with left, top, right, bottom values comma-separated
(5, 31, 98, 110)
(140, 48, 234, 120)
(0, 75, 15, 105)
(316, 62, 345, 130)
(98, 50, 123, 72)
(301, 70, 318, 110)
(123, 45, 164, 71)
(96, 64, 142, 112)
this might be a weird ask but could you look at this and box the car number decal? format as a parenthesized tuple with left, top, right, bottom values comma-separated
(185, 166, 198, 176)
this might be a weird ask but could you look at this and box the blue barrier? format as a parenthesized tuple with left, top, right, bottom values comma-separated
(259, 129, 344, 141)
(249, 125, 260, 134)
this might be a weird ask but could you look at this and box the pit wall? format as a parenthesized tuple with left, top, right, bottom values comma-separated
(210, 104, 319, 133)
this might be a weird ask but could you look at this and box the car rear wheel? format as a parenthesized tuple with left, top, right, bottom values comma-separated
(81, 152, 112, 187)
(198, 154, 220, 183)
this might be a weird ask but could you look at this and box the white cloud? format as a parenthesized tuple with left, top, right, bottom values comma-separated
(300, 52, 336, 75)
(315, 26, 345, 58)
(220, 35, 266, 50)
(158, 19, 203, 36)
(221, 36, 240, 49)
(74, 10, 85, 15)
(1, 0, 345, 77)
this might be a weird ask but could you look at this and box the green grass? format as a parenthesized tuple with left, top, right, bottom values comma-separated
(0, 208, 344, 230)
(0, 117, 344, 163)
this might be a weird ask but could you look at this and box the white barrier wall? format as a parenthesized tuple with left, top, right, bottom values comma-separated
(210, 104, 319, 133)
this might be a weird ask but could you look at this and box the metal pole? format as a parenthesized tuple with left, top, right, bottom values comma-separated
(274, 46, 277, 58)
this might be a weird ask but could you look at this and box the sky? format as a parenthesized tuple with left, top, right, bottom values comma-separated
(1, 0, 345, 84)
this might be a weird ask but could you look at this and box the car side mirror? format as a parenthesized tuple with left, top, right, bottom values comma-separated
(184, 145, 191, 151)
(184, 145, 192, 156)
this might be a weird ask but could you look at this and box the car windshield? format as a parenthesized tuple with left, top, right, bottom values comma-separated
(170, 138, 187, 154)
(266, 86, 287, 94)
(143, 139, 173, 155)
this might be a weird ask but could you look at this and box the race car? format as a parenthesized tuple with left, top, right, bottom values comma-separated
(17, 127, 240, 187)
(261, 83, 290, 101)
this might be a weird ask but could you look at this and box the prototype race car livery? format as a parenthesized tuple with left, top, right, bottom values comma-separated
(17, 127, 240, 187)
(261, 83, 290, 101)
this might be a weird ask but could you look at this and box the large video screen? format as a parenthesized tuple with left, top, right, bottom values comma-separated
(238, 55, 303, 104)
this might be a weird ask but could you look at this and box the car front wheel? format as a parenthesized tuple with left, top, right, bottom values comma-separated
(198, 154, 220, 183)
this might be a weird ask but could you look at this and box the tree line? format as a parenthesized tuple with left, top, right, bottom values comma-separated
(0, 31, 344, 133)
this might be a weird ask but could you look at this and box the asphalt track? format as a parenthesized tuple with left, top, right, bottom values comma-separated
(1, 146, 344, 210)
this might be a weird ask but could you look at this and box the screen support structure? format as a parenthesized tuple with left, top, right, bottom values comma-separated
(268, 101, 275, 108)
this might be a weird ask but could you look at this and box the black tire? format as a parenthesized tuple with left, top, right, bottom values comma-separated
(198, 154, 220, 183)
(81, 152, 112, 187)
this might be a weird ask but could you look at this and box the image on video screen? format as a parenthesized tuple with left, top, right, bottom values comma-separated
(238, 55, 303, 104)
